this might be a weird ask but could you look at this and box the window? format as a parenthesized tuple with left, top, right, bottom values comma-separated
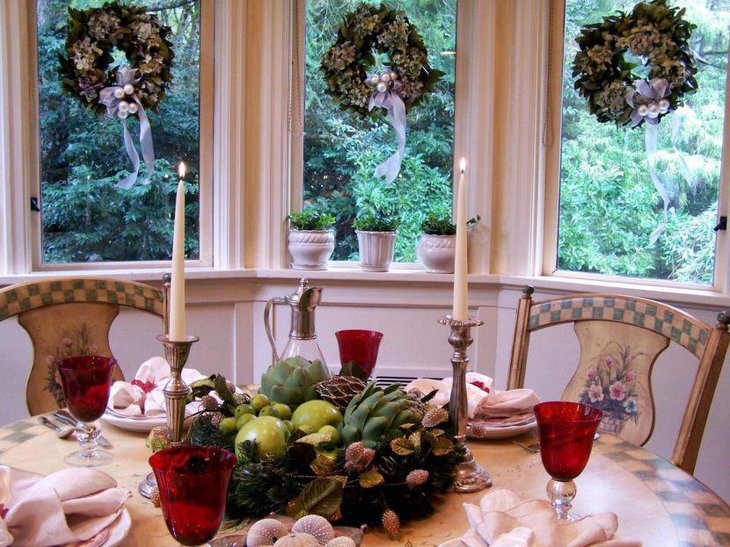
(302, 0, 457, 262)
(552, 0, 729, 286)
(35, 0, 205, 265)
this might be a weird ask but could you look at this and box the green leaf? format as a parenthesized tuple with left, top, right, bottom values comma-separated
(358, 468, 385, 488)
(295, 478, 344, 518)
(214, 374, 237, 407)
(339, 361, 368, 380)
(390, 437, 414, 456)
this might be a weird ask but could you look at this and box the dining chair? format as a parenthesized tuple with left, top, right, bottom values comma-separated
(0, 276, 168, 415)
(507, 286, 730, 474)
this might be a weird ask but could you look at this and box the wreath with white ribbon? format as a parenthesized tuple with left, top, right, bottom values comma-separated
(573, 0, 698, 243)
(59, 2, 174, 189)
(321, 3, 443, 184)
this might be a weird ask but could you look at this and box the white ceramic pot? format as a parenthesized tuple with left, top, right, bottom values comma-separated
(288, 230, 335, 270)
(356, 230, 397, 272)
(416, 233, 456, 273)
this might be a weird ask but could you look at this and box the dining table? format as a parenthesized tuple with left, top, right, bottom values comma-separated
(0, 415, 728, 546)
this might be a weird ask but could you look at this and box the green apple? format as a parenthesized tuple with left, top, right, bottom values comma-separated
(235, 417, 287, 458)
(234, 403, 256, 420)
(272, 403, 292, 420)
(236, 413, 256, 429)
(283, 419, 295, 434)
(318, 424, 341, 444)
(218, 417, 237, 434)
(250, 394, 271, 412)
(291, 400, 343, 432)
(258, 406, 278, 417)
(256, 415, 290, 440)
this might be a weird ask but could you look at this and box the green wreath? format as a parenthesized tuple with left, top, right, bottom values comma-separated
(572, 0, 697, 128)
(321, 3, 443, 118)
(58, 1, 174, 116)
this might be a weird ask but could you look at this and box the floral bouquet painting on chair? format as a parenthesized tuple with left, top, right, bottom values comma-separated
(578, 342, 642, 436)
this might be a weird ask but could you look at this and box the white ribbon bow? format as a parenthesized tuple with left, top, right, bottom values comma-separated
(366, 67, 407, 185)
(99, 68, 155, 189)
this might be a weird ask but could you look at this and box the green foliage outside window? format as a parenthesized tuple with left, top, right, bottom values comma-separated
(37, 0, 201, 263)
(558, 0, 728, 284)
(303, 0, 456, 262)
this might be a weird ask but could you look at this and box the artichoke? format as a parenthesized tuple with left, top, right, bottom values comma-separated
(340, 382, 425, 446)
(259, 356, 330, 406)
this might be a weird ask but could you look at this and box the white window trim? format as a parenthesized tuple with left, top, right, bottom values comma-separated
(540, 0, 730, 294)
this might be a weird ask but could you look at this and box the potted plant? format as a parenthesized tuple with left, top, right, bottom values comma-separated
(353, 213, 400, 272)
(416, 214, 481, 273)
(287, 210, 336, 270)
(416, 213, 456, 273)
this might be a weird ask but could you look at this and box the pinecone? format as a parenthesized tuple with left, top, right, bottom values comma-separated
(316, 376, 366, 411)
(406, 469, 429, 487)
(201, 394, 219, 411)
(382, 509, 400, 540)
(150, 487, 161, 507)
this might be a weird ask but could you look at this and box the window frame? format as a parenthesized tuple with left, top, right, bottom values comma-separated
(289, 0, 490, 272)
(541, 0, 730, 293)
(14, 0, 214, 273)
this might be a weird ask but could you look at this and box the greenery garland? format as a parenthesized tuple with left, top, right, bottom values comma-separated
(320, 3, 443, 118)
(572, 0, 697, 128)
(58, 1, 174, 116)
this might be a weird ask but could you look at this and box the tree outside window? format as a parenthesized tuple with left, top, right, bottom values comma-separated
(557, 0, 728, 285)
(36, 0, 201, 264)
(303, 0, 457, 262)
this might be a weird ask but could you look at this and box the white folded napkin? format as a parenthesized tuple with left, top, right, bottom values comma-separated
(443, 488, 641, 547)
(405, 374, 539, 420)
(109, 356, 205, 417)
(0, 465, 130, 547)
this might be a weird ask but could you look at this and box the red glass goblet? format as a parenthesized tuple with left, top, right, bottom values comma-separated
(57, 355, 116, 467)
(335, 329, 383, 378)
(150, 445, 237, 546)
(534, 401, 603, 520)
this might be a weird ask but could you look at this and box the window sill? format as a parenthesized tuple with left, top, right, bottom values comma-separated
(1, 266, 728, 311)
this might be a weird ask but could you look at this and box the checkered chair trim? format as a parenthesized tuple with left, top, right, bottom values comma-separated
(527, 296, 710, 358)
(0, 278, 164, 321)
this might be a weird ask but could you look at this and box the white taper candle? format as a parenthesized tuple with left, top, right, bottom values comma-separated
(452, 158, 468, 320)
(169, 162, 186, 341)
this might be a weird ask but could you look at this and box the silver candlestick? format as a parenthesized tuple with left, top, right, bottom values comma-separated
(438, 315, 492, 493)
(157, 334, 199, 445)
(139, 333, 199, 499)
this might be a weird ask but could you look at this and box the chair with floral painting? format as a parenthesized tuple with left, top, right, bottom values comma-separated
(507, 286, 730, 474)
(0, 277, 168, 415)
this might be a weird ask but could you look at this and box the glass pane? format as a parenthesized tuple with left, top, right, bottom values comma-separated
(36, 0, 201, 263)
(304, 0, 457, 262)
(557, 0, 728, 285)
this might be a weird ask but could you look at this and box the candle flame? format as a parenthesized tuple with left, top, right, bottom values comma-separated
(178, 162, 186, 179)
(459, 158, 466, 173)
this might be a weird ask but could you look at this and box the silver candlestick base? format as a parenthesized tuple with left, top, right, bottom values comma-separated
(438, 315, 492, 493)
(139, 333, 199, 499)
(157, 334, 199, 445)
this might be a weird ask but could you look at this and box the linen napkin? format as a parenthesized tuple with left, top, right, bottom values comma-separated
(109, 356, 205, 417)
(441, 488, 641, 547)
(405, 373, 539, 420)
(0, 465, 130, 547)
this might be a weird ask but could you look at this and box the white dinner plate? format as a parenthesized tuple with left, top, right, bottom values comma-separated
(466, 417, 537, 440)
(101, 411, 167, 432)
